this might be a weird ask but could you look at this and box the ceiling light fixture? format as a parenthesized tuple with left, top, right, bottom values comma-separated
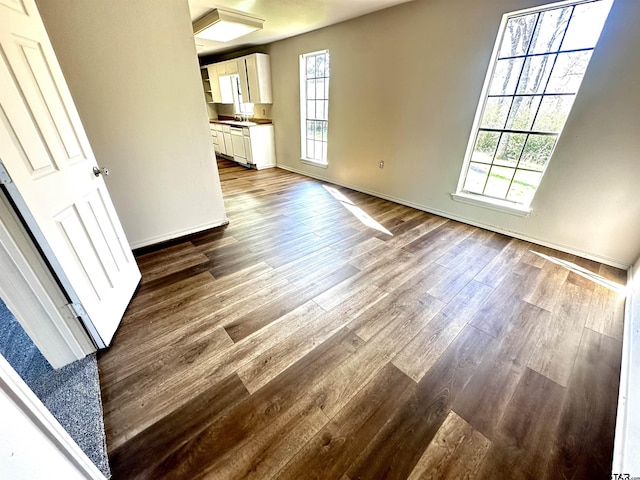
(193, 9, 264, 43)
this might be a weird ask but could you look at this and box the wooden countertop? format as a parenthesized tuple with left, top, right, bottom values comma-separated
(210, 117, 272, 126)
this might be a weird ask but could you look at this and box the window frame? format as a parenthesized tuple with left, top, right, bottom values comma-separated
(300, 49, 330, 167)
(454, 0, 612, 215)
(231, 75, 253, 116)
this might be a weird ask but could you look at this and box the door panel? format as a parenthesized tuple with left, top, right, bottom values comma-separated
(246, 55, 259, 103)
(0, 0, 140, 346)
(231, 132, 246, 161)
(243, 135, 253, 164)
(55, 205, 113, 299)
(0, 0, 26, 14)
(0, 50, 58, 176)
(19, 37, 84, 162)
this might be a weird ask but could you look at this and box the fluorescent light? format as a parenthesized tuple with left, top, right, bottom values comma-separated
(193, 9, 264, 43)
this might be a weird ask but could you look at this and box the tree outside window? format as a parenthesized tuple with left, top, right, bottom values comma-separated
(458, 0, 613, 207)
(300, 50, 330, 164)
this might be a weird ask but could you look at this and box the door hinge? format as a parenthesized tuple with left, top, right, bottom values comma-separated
(0, 162, 12, 185)
(67, 302, 87, 318)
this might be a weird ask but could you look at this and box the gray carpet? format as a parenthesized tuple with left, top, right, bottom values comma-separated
(0, 298, 111, 478)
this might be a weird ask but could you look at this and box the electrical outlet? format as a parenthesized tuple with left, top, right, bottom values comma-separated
(379, 160, 385, 169)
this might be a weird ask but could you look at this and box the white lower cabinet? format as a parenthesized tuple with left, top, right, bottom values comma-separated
(243, 135, 253, 164)
(209, 124, 219, 152)
(230, 127, 247, 165)
(210, 122, 276, 169)
(245, 125, 276, 169)
(222, 126, 232, 158)
(213, 124, 226, 155)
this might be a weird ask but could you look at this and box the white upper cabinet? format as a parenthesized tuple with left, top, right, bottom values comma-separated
(240, 53, 272, 104)
(210, 60, 237, 104)
(218, 75, 234, 104)
(202, 53, 273, 105)
(205, 65, 222, 103)
(216, 59, 238, 76)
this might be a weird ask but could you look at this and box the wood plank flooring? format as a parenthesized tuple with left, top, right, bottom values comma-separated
(99, 158, 627, 479)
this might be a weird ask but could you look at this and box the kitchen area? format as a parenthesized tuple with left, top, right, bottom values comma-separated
(201, 52, 276, 169)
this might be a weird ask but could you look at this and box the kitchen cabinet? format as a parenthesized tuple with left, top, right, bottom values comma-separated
(247, 125, 276, 169)
(209, 124, 219, 152)
(214, 60, 240, 104)
(243, 135, 252, 164)
(202, 54, 272, 106)
(238, 53, 272, 104)
(222, 125, 233, 158)
(218, 75, 234, 104)
(213, 124, 227, 156)
(201, 67, 212, 103)
(209, 122, 275, 170)
(199, 60, 241, 105)
(216, 59, 238, 76)
(230, 127, 247, 165)
(205, 65, 221, 103)
(239, 124, 275, 169)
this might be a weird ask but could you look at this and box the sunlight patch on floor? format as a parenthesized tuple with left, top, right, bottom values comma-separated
(323, 185, 392, 236)
(323, 185, 354, 205)
(531, 250, 627, 295)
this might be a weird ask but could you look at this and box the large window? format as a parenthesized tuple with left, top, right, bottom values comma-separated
(456, 0, 612, 212)
(300, 50, 330, 165)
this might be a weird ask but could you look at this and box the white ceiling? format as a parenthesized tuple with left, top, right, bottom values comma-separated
(188, 0, 416, 57)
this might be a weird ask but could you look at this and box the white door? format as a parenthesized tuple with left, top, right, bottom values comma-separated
(0, 0, 141, 347)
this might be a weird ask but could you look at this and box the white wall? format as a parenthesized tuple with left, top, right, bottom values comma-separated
(269, 0, 640, 268)
(36, 0, 227, 248)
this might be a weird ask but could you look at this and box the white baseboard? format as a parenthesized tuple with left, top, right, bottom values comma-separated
(129, 218, 229, 250)
(276, 163, 629, 269)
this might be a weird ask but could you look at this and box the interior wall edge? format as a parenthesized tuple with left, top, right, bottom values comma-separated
(35, 0, 228, 251)
(276, 163, 631, 270)
(612, 257, 640, 475)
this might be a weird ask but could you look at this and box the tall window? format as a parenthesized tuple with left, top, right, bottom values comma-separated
(300, 50, 330, 165)
(456, 0, 612, 210)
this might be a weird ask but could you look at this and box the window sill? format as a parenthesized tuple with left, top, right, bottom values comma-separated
(451, 192, 532, 217)
(300, 158, 328, 168)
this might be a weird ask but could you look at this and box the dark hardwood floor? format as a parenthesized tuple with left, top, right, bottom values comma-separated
(99, 158, 626, 479)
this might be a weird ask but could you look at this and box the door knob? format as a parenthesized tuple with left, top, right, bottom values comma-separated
(93, 166, 109, 177)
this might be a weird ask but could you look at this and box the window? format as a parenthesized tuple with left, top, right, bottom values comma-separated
(300, 50, 330, 165)
(232, 75, 253, 116)
(455, 0, 612, 212)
